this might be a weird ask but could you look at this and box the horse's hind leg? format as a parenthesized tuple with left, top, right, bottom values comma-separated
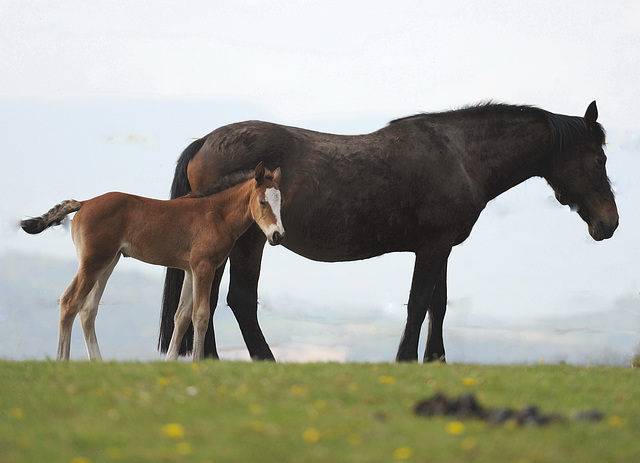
(204, 260, 227, 359)
(162, 261, 224, 359)
(166, 271, 194, 361)
(57, 276, 81, 360)
(78, 254, 120, 361)
(57, 266, 104, 360)
(227, 225, 275, 361)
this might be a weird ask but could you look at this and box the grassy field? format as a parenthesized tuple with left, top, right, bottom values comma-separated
(0, 361, 637, 462)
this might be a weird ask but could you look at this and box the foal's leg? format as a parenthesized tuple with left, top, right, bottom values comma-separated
(57, 264, 106, 360)
(424, 261, 448, 363)
(192, 265, 216, 361)
(57, 276, 81, 361)
(78, 254, 120, 361)
(396, 248, 451, 362)
(166, 271, 194, 361)
(226, 225, 274, 361)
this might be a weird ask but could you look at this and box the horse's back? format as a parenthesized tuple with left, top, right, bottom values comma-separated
(187, 121, 301, 191)
(191, 119, 459, 189)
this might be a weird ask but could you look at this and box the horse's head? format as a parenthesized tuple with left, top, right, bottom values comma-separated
(251, 162, 285, 246)
(545, 101, 618, 241)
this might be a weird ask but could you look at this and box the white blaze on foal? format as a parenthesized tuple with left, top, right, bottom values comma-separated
(263, 187, 284, 245)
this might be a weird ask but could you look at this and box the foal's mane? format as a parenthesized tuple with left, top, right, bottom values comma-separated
(191, 168, 278, 198)
(390, 102, 606, 158)
(191, 170, 254, 198)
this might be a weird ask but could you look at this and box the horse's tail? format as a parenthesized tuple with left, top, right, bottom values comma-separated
(158, 137, 208, 354)
(21, 200, 82, 234)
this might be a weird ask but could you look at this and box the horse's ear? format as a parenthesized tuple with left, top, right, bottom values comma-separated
(254, 162, 265, 185)
(272, 167, 282, 185)
(584, 101, 598, 132)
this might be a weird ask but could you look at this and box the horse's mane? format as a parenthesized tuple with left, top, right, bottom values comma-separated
(389, 102, 606, 158)
(388, 101, 540, 125)
(191, 170, 255, 198)
(545, 111, 606, 159)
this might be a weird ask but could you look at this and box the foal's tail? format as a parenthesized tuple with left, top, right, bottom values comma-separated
(159, 137, 208, 355)
(21, 200, 82, 234)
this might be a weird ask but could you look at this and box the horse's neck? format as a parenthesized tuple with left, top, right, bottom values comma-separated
(204, 181, 254, 239)
(468, 119, 550, 202)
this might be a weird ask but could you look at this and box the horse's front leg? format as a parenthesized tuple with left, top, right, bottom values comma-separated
(424, 261, 448, 363)
(227, 224, 275, 361)
(396, 247, 451, 362)
(192, 266, 215, 361)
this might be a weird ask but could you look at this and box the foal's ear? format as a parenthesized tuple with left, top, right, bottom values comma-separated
(254, 162, 265, 185)
(584, 100, 598, 132)
(272, 167, 282, 185)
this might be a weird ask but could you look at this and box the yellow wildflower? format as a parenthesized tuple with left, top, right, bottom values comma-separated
(162, 423, 185, 439)
(609, 416, 627, 427)
(379, 375, 396, 385)
(291, 384, 307, 396)
(462, 377, 477, 386)
(302, 428, 321, 443)
(445, 421, 465, 435)
(392, 446, 414, 460)
(157, 377, 171, 386)
(314, 399, 327, 410)
(249, 403, 262, 415)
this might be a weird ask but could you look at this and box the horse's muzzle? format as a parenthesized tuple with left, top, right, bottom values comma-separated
(589, 217, 619, 241)
(269, 230, 285, 246)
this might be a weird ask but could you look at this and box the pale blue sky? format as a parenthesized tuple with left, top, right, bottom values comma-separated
(1, 1, 639, 362)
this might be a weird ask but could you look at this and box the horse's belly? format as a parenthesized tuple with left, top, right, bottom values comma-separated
(278, 212, 420, 262)
(279, 194, 481, 262)
(281, 236, 398, 262)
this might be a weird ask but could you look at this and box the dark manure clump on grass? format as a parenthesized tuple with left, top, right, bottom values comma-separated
(414, 392, 603, 427)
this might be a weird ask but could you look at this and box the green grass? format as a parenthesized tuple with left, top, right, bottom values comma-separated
(1, 361, 638, 462)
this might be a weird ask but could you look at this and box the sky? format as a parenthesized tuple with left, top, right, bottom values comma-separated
(1, 1, 639, 363)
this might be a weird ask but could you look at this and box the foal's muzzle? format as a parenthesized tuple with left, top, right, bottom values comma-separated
(268, 230, 285, 246)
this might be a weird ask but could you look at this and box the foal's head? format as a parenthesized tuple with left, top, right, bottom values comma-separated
(250, 162, 285, 246)
(545, 101, 619, 241)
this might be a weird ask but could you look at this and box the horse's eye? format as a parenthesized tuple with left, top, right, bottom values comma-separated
(596, 157, 606, 167)
(259, 200, 266, 206)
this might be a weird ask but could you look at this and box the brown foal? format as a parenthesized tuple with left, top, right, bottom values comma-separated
(21, 163, 284, 361)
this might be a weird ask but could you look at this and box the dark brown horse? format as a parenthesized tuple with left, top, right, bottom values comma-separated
(159, 101, 618, 362)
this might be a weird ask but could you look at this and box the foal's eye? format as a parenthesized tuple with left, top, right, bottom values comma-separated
(259, 200, 266, 206)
